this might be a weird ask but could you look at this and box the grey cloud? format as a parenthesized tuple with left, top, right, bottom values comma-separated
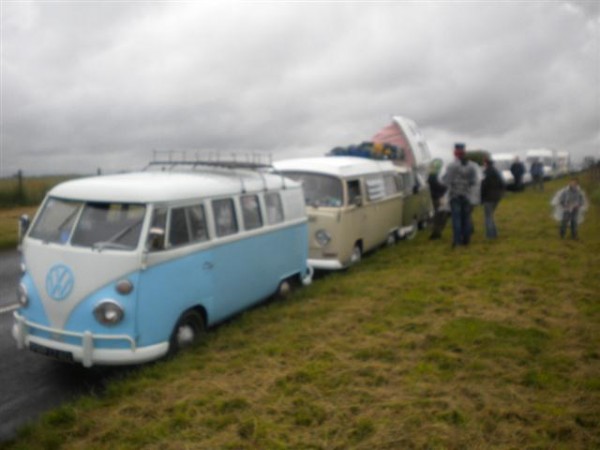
(1, 1, 598, 176)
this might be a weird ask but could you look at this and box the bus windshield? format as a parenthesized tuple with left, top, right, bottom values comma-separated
(29, 198, 146, 251)
(281, 172, 343, 207)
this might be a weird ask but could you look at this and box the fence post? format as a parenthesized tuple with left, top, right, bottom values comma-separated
(15, 169, 26, 204)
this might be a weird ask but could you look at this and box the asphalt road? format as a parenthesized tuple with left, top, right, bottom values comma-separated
(0, 250, 135, 442)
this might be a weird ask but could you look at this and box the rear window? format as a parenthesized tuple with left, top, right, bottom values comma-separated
(265, 192, 284, 224)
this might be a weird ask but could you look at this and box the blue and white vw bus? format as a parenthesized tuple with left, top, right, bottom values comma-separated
(13, 160, 312, 367)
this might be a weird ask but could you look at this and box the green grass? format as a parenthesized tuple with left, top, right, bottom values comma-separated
(1, 173, 599, 450)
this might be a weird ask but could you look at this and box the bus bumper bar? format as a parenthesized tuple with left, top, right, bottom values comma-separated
(12, 312, 168, 368)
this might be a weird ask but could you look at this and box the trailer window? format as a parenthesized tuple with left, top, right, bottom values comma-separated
(241, 195, 263, 230)
(213, 199, 238, 237)
(265, 192, 284, 224)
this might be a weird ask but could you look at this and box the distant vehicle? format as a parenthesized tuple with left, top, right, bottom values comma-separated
(395, 165, 433, 239)
(13, 157, 312, 367)
(555, 151, 571, 176)
(491, 153, 516, 186)
(491, 153, 532, 188)
(526, 148, 557, 179)
(273, 156, 404, 270)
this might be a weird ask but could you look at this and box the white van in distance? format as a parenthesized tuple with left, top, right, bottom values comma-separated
(13, 158, 312, 367)
(526, 148, 557, 179)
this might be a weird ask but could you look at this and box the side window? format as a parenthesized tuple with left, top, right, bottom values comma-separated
(395, 173, 405, 192)
(167, 205, 209, 248)
(241, 195, 263, 230)
(347, 180, 361, 205)
(169, 207, 189, 247)
(148, 208, 167, 251)
(265, 192, 284, 224)
(188, 205, 208, 242)
(402, 173, 412, 195)
(384, 174, 399, 196)
(213, 198, 238, 237)
(365, 176, 385, 201)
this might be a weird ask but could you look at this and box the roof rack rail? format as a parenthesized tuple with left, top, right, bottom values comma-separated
(146, 150, 274, 171)
(145, 150, 288, 193)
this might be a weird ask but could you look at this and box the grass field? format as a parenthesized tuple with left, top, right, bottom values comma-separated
(1, 173, 599, 450)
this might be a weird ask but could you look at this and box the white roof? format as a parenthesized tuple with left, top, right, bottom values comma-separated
(49, 170, 298, 203)
(491, 152, 518, 161)
(273, 156, 397, 178)
(525, 148, 555, 156)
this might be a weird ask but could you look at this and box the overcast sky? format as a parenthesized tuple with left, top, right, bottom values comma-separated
(1, 0, 599, 176)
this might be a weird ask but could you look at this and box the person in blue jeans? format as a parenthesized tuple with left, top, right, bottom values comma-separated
(442, 143, 478, 247)
(480, 157, 506, 239)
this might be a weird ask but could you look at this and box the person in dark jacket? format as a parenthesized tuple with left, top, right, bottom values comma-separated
(510, 157, 526, 191)
(530, 158, 544, 191)
(481, 157, 505, 239)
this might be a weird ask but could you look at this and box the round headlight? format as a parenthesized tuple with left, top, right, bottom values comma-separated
(94, 300, 124, 326)
(17, 283, 28, 307)
(115, 279, 134, 295)
(315, 229, 332, 247)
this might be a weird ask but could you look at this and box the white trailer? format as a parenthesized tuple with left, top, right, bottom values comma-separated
(525, 148, 557, 179)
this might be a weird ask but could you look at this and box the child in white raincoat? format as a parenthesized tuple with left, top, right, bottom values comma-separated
(551, 178, 588, 239)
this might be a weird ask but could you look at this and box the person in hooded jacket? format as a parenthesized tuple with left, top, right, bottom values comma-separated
(480, 157, 506, 239)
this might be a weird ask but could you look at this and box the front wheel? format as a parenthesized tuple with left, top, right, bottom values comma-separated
(349, 244, 362, 266)
(169, 310, 205, 356)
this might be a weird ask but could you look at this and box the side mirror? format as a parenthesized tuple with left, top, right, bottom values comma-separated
(146, 227, 165, 251)
(18, 215, 30, 243)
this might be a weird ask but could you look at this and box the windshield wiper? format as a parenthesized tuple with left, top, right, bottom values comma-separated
(92, 218, 143, 251)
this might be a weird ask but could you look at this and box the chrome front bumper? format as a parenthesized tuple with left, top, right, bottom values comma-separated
(12, 312, 168, 368)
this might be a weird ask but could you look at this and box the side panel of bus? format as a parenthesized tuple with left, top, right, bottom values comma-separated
(210, 222, 307, 322)
(136, 249, 215, 347)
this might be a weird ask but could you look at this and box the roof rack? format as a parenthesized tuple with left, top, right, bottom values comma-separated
(146, 150, 274, 171)
(145, 150, 287, 193)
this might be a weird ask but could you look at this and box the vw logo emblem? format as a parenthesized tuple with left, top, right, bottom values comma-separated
(46, 264, 75, 301)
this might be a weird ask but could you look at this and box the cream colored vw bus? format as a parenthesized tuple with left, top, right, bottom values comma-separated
(273, 156, 403, 270)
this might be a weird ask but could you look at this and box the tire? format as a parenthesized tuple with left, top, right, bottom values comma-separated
(405, 219, 418, 240)
(168, 310, 205, 356)
(275, 278, 293, 300)
(385, 232, 397, 247)
(349, 244, 362, 265)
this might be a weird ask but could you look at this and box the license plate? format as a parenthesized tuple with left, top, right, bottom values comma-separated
(29, 341, 74, 362)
